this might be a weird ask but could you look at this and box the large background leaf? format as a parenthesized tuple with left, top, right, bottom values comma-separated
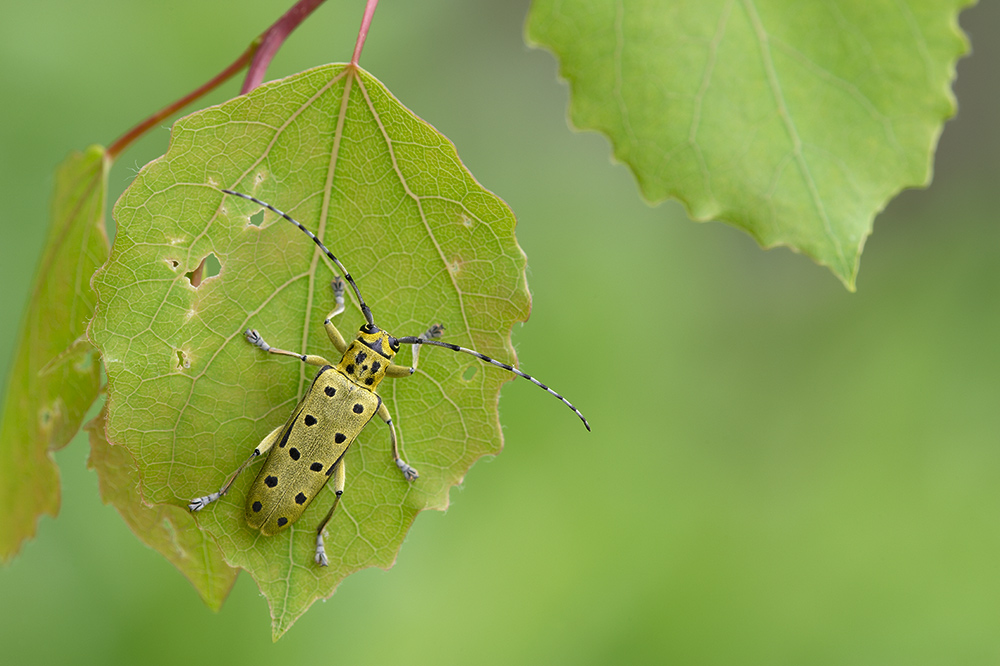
(0, 146, 108, 561)
(90, 64, 529, 638)
(527, 0, 974, 287)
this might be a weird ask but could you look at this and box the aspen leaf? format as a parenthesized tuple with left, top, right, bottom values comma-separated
(90, 65, 529, 638)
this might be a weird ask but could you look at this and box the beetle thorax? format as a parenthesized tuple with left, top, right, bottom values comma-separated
(336, 331, 395, 390)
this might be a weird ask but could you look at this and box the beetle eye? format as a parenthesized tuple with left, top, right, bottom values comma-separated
(389, 337, 400, 352)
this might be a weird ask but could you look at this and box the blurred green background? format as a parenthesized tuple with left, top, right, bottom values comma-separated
(1, 0, 998, 663)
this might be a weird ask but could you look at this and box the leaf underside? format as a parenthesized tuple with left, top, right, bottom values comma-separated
(527, 0, 974, 288)
(0, 146, 108, 561)
(90, 64, 529, 638)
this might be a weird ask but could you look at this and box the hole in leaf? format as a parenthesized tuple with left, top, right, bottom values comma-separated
(184, 266, 202, 286)
(184, 253, 222, 287)
(166, 258, 180, 270)
(175, 350, 191, 370)
(462, 365, 478, 381)
(203, 253, 221, 278)
(249, 210, 264, 227)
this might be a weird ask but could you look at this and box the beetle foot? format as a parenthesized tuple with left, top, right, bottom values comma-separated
(315, 534, 329, 567)
(188, 492, 219, 512)
(396, 459, 419, 481)
(330, 276, 345, 297)
(245, 328, 270, 352)
(421, 323, 445, 341)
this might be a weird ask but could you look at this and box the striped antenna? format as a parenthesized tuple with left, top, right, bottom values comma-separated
(396, 336, 590, 431)
(222, 190, 375, 328)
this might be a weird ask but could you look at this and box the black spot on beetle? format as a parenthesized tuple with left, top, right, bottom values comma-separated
(353, 403, 364, 414)
(346, 364, 355, 373)
(277, 517, 288, 527)
(304, 414, 317, 426)
(252, 501, 262, 512)
(289, 447, 300, 460)
(335, 433, 346, 444)
(365, 377, 374, 385)
(295, 492, 307, 505)
(310, 462, 323, 472)
(362, 365, 369, 372)
(325, 386, 336, 397)
(265, 475, 278, 488)
(371, 361, 381, 374)
(355, 351, 367, 364)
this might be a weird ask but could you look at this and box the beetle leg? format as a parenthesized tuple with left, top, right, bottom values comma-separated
(188, 423, 283, 512)
(314, 455, 346, 567)
(378, 402, 418, 481)
(323, 277, 350, 354)
(385, 323, 444, 378)
(245, 328, 331, 367)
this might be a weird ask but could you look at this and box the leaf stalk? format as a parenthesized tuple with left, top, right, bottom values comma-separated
(351, 0, 380, 66)
(241, 0, 329, 94)
(108, 0, 328, 160)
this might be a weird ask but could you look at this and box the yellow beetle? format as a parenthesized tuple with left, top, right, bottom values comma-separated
(189, 190, 589, 566)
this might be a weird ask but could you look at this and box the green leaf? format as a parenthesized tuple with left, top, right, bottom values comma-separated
(90, 64, 529, 638)
(85, 406, 238, 610)
(0, 146, 109, 561)
(526, 0, 973, 288)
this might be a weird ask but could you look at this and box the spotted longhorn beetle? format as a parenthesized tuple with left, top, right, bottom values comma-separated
(189, 189, 590, 566)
